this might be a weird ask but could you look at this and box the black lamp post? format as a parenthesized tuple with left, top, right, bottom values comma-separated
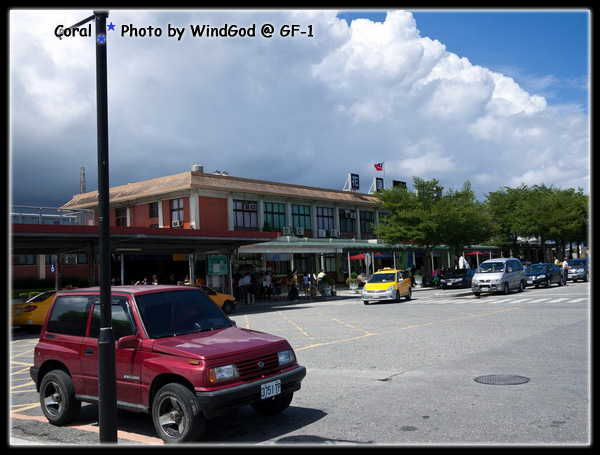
(57, 10, 117, 443)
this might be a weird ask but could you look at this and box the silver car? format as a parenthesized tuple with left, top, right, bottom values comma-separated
(567, 258, 589, 282)
(471, 258, 526, 297)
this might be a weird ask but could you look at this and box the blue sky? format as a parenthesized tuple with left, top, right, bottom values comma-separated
(10, 9, 590, 208)
(339, 10, 589, 111)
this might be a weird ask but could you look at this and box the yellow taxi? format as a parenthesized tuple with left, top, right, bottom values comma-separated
(361, 268, 412, 305)
(11, 290, 57, 328)
(196, 285, 237, 314)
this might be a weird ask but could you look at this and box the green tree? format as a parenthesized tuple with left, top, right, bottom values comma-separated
(488, 184, 589, 261)
(486, 185, 530, 255)
(375, 177, 495, 279)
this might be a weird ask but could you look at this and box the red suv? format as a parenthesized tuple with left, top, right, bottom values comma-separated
(30, 285, 306, 443)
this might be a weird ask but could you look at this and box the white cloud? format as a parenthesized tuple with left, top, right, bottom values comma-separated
(9, 9, 589, 206)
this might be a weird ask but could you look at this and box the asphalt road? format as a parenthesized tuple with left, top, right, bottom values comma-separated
(10, 282, 590, 446)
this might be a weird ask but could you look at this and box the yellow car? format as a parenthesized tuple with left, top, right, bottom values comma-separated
(197, 285, 236, 314)
(12, 290, 57, 328)
(361, 268, 412, 305)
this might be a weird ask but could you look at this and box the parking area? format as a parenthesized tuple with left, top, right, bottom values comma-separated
(11, 283, 590, 445)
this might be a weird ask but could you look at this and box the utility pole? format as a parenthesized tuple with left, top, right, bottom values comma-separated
(58, 10, 116, 443)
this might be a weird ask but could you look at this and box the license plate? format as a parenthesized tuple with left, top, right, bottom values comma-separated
(261, 380, 281, 399)
(527, 280, 533, 284)
(480, 286, 489, 291)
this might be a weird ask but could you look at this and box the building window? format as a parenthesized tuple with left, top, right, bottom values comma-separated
(264, 202, 286, 230)
(14, 254, 36, 266)
(115, 208, 127, 226)
(339, 208, 356, 233)
(316, 206, 334, 231)
(149, 202, 159, 218)
(360, 210, 375, 233)
(171, 198, 184, 223)
(291, 204, 311, 230)
(233, 200, 258, 229)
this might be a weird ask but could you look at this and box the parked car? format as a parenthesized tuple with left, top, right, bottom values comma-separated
(361, 268, 411, 304)
(471, 258, 526, 297)
(11, 290, 57, 328)
(30, 285, 306, 443)
(524, 263, 565, 287)
(440, 268, 475, 289)
(567, 258, 589, 282)
(195, 284, 236, 314)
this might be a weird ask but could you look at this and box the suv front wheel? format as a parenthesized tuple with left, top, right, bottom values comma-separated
(152, 383, 206, 443)
(39, 370, 81, 426)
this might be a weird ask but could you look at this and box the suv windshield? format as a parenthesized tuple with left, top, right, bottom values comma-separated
(367, 273, 395, 283)
(477, 262, 506, 273)
(136, 289, 232, 339)
(569, 259, 587, 266)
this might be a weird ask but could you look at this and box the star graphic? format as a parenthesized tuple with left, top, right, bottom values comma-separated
(108, 22, 116, 31)
(98, 34, 106, 43)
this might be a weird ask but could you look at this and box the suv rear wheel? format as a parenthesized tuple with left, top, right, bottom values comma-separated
(39, 370, 81, 426)
(152, 383, 206, 443)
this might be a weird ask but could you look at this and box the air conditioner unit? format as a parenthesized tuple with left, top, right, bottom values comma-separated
(281, 226, 292, 235)
(344, 209, 357, 219)
(294, 227, 305, 236)
(172, 220, 183, 228)
(243, 202, 257, 211)
(328, 229, 339, 238)
(317, 229, 327, 238)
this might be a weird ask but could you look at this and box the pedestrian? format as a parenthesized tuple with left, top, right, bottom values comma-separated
(302, 273, 310, 299)
(562, 257, 569, 285)
(247, 274, 255, 304)
(238, 273, 250, 304)
(288, 269, 298, 301)
(263, 272, 272, 300)
(152, 274, 159, 285)
(272, 274, 281, 301)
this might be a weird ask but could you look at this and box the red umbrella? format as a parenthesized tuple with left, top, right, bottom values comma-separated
(348, 253, 389, 260)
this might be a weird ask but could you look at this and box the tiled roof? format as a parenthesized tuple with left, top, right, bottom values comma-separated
(60, 171, 381, 210)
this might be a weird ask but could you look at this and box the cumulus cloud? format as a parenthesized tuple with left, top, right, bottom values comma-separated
(9, 9, 589, 207)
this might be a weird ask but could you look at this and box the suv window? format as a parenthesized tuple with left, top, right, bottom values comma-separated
(46, 295, 94, 336)
(89, 297, 136, 340)
(508, 260, 523, 271)
(136, 289, 231, 339)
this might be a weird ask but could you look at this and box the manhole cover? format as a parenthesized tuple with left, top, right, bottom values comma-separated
(474, 374, 530, 385)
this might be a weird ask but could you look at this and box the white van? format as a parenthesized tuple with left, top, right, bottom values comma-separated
(471, 258, 526, 297)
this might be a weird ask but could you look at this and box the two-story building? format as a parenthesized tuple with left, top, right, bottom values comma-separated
(51, 165, 399, 291)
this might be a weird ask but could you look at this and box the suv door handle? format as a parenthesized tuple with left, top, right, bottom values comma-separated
(85, 348, 94, 356)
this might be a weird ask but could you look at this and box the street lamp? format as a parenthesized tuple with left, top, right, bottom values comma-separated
(57, 10, 116, 443)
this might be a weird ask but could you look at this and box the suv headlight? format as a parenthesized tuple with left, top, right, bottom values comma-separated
(278, 349, 296, 366)
(209, 364, 239, 383)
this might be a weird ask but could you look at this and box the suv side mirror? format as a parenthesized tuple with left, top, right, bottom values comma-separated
(117, 334, 139, 349)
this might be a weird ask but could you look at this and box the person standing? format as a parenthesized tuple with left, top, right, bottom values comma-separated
(263, 272, 272, 300)
(562, 257, 569, 286)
